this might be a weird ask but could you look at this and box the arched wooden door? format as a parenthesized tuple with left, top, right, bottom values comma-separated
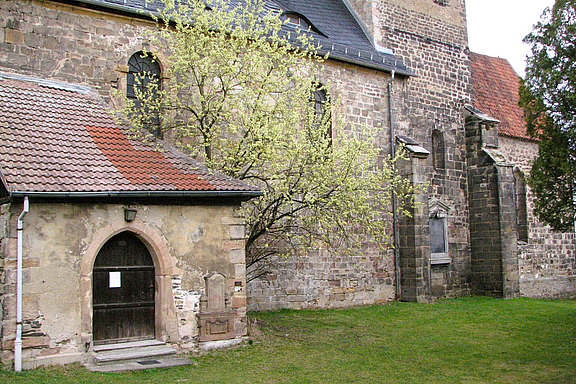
(93, 232, 155, 344)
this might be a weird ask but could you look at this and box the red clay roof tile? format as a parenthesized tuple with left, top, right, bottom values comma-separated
(0, 75, 259, 195)
(470, 52, 533, 141)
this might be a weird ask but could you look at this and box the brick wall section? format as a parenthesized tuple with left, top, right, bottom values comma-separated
(498, 136, 576, 299)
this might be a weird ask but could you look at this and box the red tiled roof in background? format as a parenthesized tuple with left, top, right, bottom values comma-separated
(0, 74, 259, 194)
(470, 52, 533, 141)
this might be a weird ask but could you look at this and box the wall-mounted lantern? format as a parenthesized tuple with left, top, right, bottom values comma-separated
(124, 207, 137, 222)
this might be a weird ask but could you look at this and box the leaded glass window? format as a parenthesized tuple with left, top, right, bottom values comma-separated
(127, 51, 161, 105)
(127, 51, 162, 138)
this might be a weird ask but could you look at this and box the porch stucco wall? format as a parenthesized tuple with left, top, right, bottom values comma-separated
(0, 201, 247, 368)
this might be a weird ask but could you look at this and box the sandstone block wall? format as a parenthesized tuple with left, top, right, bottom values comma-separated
(0, 0, 158, 104)
(248, 251, 396, 311)
(247, 60, 400, 310)
(498, 136, 576, 299)
(249, 0, 473, 307)
(376, 0, 472, 298)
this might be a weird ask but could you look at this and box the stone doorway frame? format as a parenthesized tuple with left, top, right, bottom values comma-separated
(80, 218, 179, 351)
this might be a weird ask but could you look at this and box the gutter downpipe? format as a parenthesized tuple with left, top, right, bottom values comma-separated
(389, 71, 401, 299)
(15, 196, 29, 372)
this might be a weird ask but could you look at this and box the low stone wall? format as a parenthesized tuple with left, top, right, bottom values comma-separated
(247, 250, 396, 311)
(518, 241, 576, 300)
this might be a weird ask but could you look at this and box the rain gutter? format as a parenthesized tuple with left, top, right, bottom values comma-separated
(9, 190, 263, 200)
(388, 70, 402, 299)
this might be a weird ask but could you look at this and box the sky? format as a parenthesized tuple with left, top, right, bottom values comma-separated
(466, 0, 555, 77)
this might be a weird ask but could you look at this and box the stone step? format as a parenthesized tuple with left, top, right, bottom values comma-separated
(93, 344, 177, 365)
(87, 357, 193, 373)
(93, 339, 165, 352)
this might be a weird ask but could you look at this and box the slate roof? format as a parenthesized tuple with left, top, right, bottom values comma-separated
(470, 52, 532, 141)
(55, 0, 412, 76)
(0, 73, 260, 197)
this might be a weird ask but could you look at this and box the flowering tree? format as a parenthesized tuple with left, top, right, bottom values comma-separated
(122, 0, 412, 280)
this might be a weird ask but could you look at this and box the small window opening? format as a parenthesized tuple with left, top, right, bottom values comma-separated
(514, 169, 529, 242)
(310, 85, 332, 142)
(430, 217, 447, 254)
(283, 12, 327, 37)
(286, 14, 303, 27)
(432, 129, 445, 170)
(127, 51, 162, 138)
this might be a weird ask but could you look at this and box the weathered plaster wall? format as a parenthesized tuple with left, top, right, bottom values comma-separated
(0, 201, 246, 368)
(0, 203, 10, 348)
(498, 136, 576, 299)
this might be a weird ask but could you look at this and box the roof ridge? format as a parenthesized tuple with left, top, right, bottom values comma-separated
(0, 72, 94, 95)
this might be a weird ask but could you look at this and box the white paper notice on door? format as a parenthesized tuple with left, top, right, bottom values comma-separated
(109, 271, 121, 288)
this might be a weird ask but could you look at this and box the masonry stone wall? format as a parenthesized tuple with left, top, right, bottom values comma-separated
(376, 0, 472, 298)
(498, 136, 576, 299)
(0, 201, 247, 368)
(249, 0, 473, 307)
(248, 251, 396, 311)
(248, 60, 399, 310)
(0, 0, 159, 104)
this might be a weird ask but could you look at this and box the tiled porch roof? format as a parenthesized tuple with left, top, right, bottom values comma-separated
(0, 73, 260, 197)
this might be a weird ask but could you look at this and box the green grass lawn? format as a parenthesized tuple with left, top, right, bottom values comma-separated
(1, 297, 575, 383)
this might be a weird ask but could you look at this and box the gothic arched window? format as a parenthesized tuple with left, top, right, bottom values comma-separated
(127, 51, 161, 102)
(127, 51, 162, 137)
(514, 169, 529, 242)
(432, 129, 445, 170)
(311, 85, 331, 140)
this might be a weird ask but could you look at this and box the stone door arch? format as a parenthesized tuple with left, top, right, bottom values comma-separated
(80, 219, 179, 348)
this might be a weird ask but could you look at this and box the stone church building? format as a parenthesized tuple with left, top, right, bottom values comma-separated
(0, 0, 574, 370)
